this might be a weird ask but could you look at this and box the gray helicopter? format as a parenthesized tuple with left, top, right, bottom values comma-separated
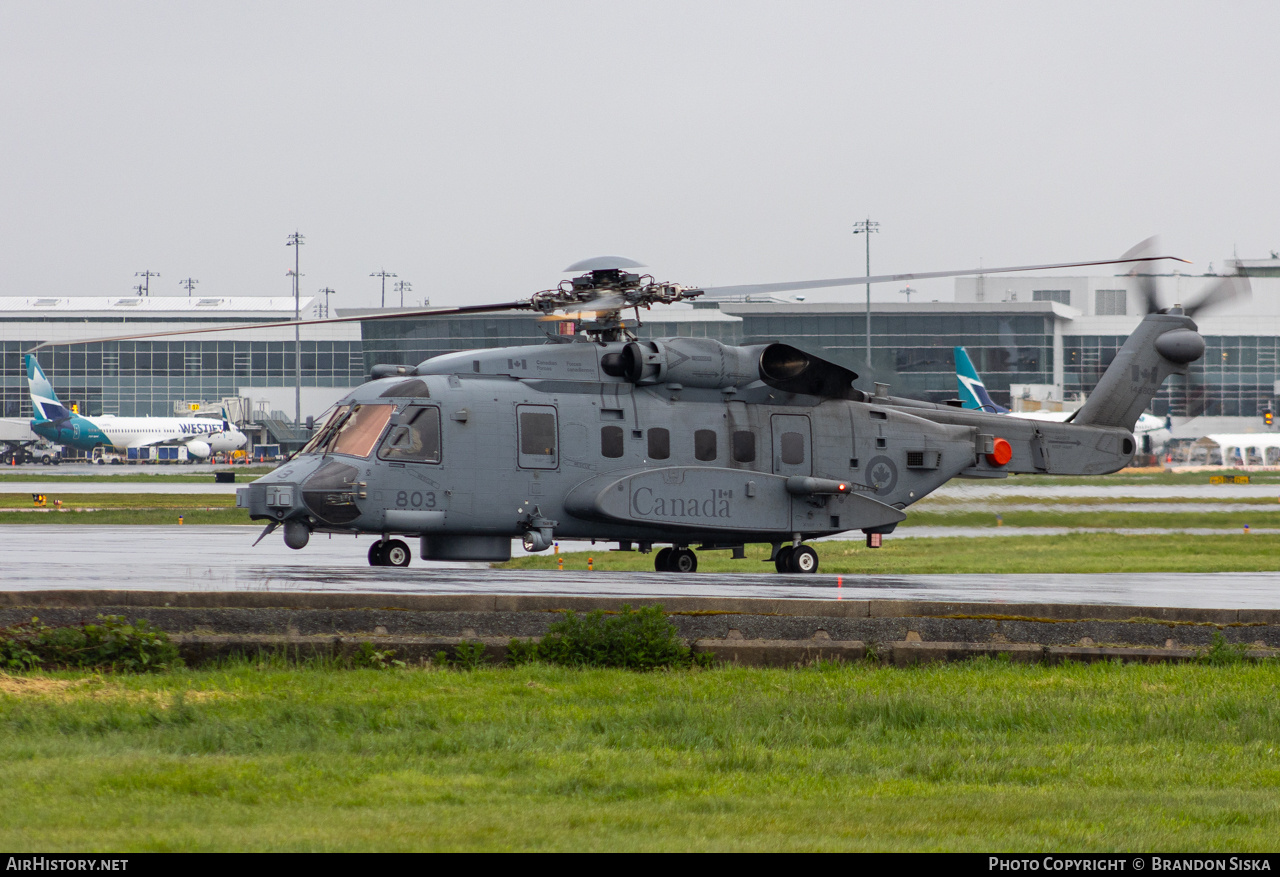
(229, 250, 1222, 574)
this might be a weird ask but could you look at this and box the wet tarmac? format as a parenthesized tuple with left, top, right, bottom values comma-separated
(5, 525, 1278, 609)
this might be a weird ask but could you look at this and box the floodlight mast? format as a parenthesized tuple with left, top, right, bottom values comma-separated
(135, 270, 160, 297)
(371, 269, 397, 308)
(286, 231, 305, 428)
(180, 278, 198, 297)
(851, 218, 879, 368)
(394, 279, 412, 308)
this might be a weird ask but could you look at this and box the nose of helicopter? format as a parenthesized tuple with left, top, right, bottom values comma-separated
(237, 454, 369, 536)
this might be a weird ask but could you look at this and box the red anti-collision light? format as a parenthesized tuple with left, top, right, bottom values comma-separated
(986, 437, 1013, 467)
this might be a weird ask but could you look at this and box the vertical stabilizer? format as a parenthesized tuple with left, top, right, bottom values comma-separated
(954, 346, 1009, 413)
(1072, 312, 1204, 431)
(26, 354, 71, 424)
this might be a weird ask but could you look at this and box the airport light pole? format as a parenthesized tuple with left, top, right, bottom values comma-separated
(286, 231, 305, 429)
(394, 279, 412, 308)
(851, 218, 879, 368)
(180, 277, 198, 297)
(318, 287, 335, 319)
(898, 285, 915, 303)
(371, 269, 397, 308)
(135, 270, 160, 297)
(133, 284, 146, 297)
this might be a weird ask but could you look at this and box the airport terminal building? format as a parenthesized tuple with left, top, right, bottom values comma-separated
(3, 257, 1278, 448)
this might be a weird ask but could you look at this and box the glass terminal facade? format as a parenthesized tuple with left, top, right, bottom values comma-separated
(1064, 335, 1278, 417)
(1, 340, 365, 418)
(358, 313, 744, 373)
(727, 308, 1055, 404)
(2, 305, 1273, 421)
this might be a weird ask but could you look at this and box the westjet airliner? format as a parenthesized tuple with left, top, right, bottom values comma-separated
(26, 354, 247, 459)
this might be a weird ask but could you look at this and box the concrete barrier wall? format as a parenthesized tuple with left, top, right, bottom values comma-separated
(1, 590, 1276, 667)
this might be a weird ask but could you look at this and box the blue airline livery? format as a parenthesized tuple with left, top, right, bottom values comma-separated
(953, 346, 1010, 413)
(26, 354, 247, 458)
(953, 346, 1171, 446)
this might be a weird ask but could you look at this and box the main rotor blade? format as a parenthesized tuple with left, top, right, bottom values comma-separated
(26, 300, 533, 353)
(696, 254, 1190, 300)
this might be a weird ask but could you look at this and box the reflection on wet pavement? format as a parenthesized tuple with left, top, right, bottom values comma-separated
(3, 525, 1278, 609)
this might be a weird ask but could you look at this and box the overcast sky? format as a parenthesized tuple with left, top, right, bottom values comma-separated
(2, 1, 1278, 309)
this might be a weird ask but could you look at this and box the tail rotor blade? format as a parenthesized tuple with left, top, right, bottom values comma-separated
(1183, 274, 1251, 318)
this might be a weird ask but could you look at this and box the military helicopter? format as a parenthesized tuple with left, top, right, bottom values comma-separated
(34, 246, 1222, 574)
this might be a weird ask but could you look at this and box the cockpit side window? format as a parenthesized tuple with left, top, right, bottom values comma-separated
(377, 406, 442, 463)
(328, 403, 395, 458)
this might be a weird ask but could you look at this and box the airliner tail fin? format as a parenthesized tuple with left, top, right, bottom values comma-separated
(954, 346, 1009, 413)
(26, 354, 72, 423)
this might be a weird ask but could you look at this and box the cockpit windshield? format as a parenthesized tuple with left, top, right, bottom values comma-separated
(327, 404, 395, 458)
(299, 405, 349, 456)
(302, 403, 395, 459)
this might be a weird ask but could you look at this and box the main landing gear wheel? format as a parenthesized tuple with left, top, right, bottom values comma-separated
(788, 545, 819, 574)
(382, 539, 411, 567)
(774, 545, 794, 573)
(369, 539, 412, 567)
(667, 547, 697, 573)
(653, 547, 673, 572)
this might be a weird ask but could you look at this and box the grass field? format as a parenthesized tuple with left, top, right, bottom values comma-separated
(2, 659, 1278, 851)
(0, 493, 235, 509)
(0, 509, 250, 525)
(902, 509, 1280, 529)
(501, 532, 1280, 574)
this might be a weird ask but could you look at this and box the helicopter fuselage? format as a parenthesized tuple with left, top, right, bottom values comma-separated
(237, 330, 1150, 573)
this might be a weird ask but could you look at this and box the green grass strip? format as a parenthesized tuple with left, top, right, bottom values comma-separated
(0, 494, 236, 509)
(501, 533, 1280, 574)
(902, 510, 1280, 529)
(1, 660, 1278, 851)
(0, 509, 251, 525)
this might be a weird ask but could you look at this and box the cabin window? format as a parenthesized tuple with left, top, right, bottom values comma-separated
(780, 432, 805, 466)
(327, 404, 394, 459)
(694, 429, 717, 462)
(732, 430, 756, 463)
(601, 425, 624, 458)
(518, 407, 558, 470)
(377, 406, 441, 463)
(648, 427, 670, 460)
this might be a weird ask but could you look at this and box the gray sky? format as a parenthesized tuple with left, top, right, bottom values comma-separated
(2, 1, 1278, 309)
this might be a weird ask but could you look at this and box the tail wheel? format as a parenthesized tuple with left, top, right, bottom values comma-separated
(774, 545, 795, 573)
(368, 542, 386, 566)
(383, 539, 411, 567)
(669, 547, 698, 573)
(653, 546, 673, 572)
(788, 545, 819, 574)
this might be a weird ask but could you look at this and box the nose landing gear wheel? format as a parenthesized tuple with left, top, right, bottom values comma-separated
(787, 545, 818, 574)
(774, 545, 795, 573)
(653, 546, 673, 572)
(668, 547, 698, 573)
